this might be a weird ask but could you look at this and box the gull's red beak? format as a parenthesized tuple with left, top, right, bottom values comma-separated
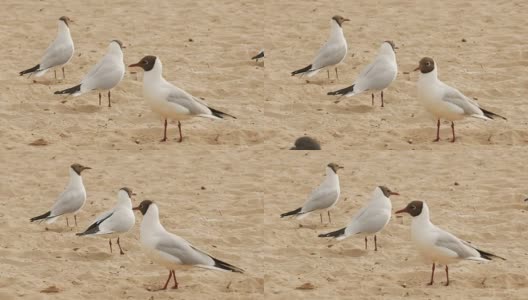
(395, 207, 407, 214)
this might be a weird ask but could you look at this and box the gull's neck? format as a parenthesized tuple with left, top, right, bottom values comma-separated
(324, 167, 340, 184)
(116, 191, 132, 209)
(68, 168, 84, 188)
(107, 43, 124, 59)
(143, 59, 164, 84)
(57, 21, 71, 38)
(378, 43, 396, 61)
(419, 66, 439, 83)
(328, 20, 345, 43)
(411, 202, 433, 227)
(141, 204, 165, 233)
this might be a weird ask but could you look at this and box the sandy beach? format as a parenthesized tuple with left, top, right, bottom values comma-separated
(0, 0, 527, 299)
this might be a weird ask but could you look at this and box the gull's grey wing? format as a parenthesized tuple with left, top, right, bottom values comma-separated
(354, 57, 396, 91)
(39, 39, 73, 70)
(155, 234, 214, 266)
(311, 42, 347, 70)
(434, 230, 480, 259)
(301, 186, 338, 213)
(49, 188, 84, 217)
(441, 84, 483, 116)
(80, 55, 124, 91)
(166, 87, 212, 116)
(345, 207, 390, 235)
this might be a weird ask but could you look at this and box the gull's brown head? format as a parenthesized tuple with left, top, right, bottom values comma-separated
(327, 162, 344, 173)
(112, 40, 125, 49)
(379, 186, 400, 197)
(128, 55, 157, 71)
(332, 15, 350, 27)
(395, 201, 424, 217)
(133, 200, 153, 215)
(59, 16, 73, 27)
(414, 57, 435, 73)
(384, 40, 398, 50)
(120, 187, 136, 197)
(70, 163, 91, 175)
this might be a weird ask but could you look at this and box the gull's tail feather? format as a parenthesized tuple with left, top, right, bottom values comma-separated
(481, 108, 507, 120)
(30, 211, 51, 222)
(209, 107, 236, 119)
(318, 227, 346, 239)
(328, 84, 355, 96)
(292, 64, 312, 76)
(20, 64, 40, 76)
(251, 52, 264, 61)
(210, 257, 244, 273)
(280, 207, 301, 218)
(54, 84, 81, 96)
(475, 248, 506, 261)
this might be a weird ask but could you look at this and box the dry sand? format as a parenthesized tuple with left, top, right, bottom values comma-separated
(1, 0, 527, 299)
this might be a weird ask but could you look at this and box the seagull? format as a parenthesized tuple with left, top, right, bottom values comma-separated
(280, 163, 342, 224)
(291, 15, 349, 79)
(133, 200, 244, 290)
(76, 187, 136, 255)
(396, 200, 506, 286)
(327, 41, 398, 107)
(54, 40, 125, 107)
(30, 163, 90, 227)
(415, 57, 506, 142)
(251, 49, 264, 62)
(318, 186, 398, 251)
(129, 56, 236, 142)
(290, 136, 321, 150)
(19, 16, 74, 80)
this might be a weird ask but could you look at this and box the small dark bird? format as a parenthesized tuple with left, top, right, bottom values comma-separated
(290, 136, 321, 150)
(251, 49, 265, 62)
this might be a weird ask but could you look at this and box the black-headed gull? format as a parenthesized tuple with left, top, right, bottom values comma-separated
(291, 15, 349, 79)
(396, 200, 505, 286)
(133, 200, 243, 290)
(415, 57, 506, 142)
(328, 41, 398, 107)
(281, 163, 342, 224)
(30, 163, 90, 227)
(19, 16, 74, 80)
(319, 186, 398, 251)
(76, 187, 136, 255)
(129, 56, 235, 142)
(54, 40, 125, 107)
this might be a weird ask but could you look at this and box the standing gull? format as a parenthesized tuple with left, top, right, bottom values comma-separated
(133, 200, 244, 290)
(30, 163, 90, 227)
(327, 41, 398, 107)
(19, 16, 74, 80)
(291, 15, 349, 79)
(129, 56, 236, 142)
(280, 163, 342, 224)
(319, 186, 398, 251)
(76, 187, 136, 255)
(396, 201, 505, 286)
(54, 40, 125, 107)
(415, 57, 506, 142)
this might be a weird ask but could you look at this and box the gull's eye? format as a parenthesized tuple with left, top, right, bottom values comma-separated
(411, 205, 416, 210)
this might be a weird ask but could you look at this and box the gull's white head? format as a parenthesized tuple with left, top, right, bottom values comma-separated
(119, 187, 134, 198)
